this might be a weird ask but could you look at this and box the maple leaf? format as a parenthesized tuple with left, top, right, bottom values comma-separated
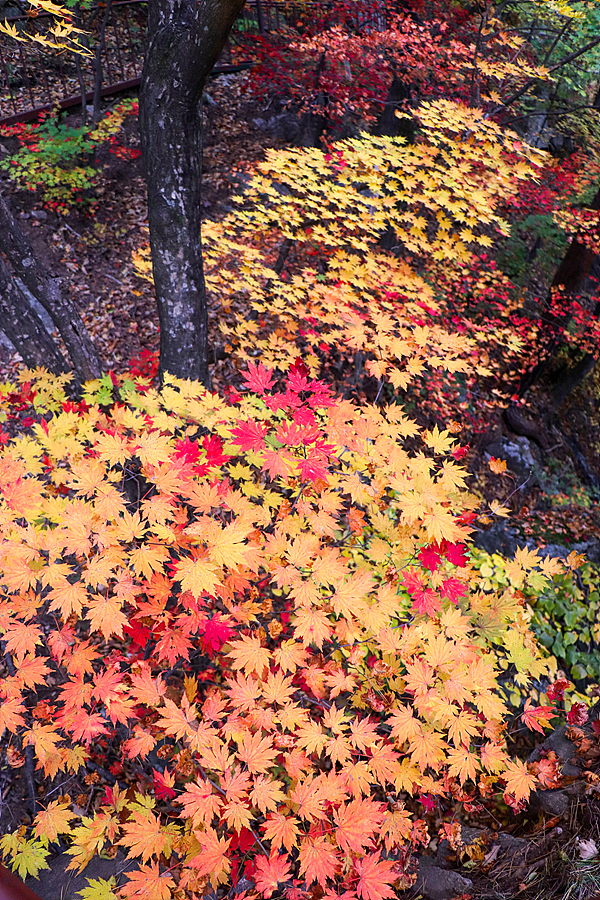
(418, 544, 441, 571)
(156, 695, 199, 742)
(189, 827, 231, 887)
(262, 812, 300, 852)
(444, 542, 468, 567)
(250, 775, 286, 814)
(34, 800, 75, 842)
(230, 419, 270, 452)
(86, 594, 129, 639)
(503, 759, 537, 803)
(119, 863, 175, 900)
(489, 457, 507, 474)
(0, 696, 26, 736)
(242, 362, 276, 394)
(254, 853, 293, 898)
(521, 699, 557, 734)
(75, 876, 118, 900)
(178, 778, 222, 827)
(119, 810, 174, 863)
(173, 555, 220, 599)
(198, 614, 234, 654)
(237, 730, 278, 774)
(228, 634, 271, 676)
(153, 769, 176, 801)
(353, 851, 396, 900)
(439, 576, 467, 605)
(402, 567, 441, 617)
(298, 835, 340, 886)
(334, 798, 385, 853)
(129, 666, 166, 707)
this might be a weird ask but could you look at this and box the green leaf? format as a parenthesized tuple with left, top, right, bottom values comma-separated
(77, 876, 118, 900)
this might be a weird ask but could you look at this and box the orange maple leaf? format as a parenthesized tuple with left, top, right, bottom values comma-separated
(119, 810, 173, 863)
(254, 853, 293, 899)
(178, 778, 223, 827)
(228, 634, 271, 676)
(503, 759, 537, 802)
(334, 798, 385, 853)
(354, 850, 397, 900)
(298, 834, 340, 886)
(119, 862, 175, 900)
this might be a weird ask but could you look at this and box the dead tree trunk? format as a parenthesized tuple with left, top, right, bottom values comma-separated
(139, 0, 245, 387)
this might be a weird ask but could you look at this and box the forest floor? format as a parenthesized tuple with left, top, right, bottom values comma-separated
(2, 73, 600, 900)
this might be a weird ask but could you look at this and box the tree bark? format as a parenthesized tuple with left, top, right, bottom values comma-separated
(139, 0, 245, 387)
(0, 193, 102, 380)
(517, 185, 600, 398)
(0, 255, 69, 374)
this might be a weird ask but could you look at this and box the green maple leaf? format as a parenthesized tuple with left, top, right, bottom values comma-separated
(10, 838, 50, 880)
(77, 876, 118, 900)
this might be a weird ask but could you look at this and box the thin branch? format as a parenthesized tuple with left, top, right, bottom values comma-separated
(493, 31, 600, 115)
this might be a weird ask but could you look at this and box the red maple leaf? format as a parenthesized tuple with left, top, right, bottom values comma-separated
(153, 768, 176, 800)
(440, 577, 468, 604)
(444, 542, 468, 567)
(198, 614, 234, 654)
(402, 570, 441, 616)
(418, 545, 441, 572)
(242, 362, 276, 394)
(201, 434, 231, 469)
(298, 453, 330, 484)
(230, 420, 270, 452)
(521, 699, 557, 734)
(567, 702, 588, 726)
(173, 436, 201, 466)
(451, 444, 469, 461)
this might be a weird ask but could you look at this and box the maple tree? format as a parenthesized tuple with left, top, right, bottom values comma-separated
(0, 359, 562, 897)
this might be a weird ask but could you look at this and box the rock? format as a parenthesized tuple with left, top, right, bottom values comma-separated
(529, 725, 581, 777)
(26, 851, 137, 900)
(436, 826, 484, 867)
(474, 521, 520, 557)
(574, 539, 600, 565)
(0, 143, 10, 157)
(485, 436, 538, 482)
(414, 856, 473, 900)
(31, 210, 48, 221)
(497, 832, 528, 853)
(528, 725, 584, 815)
(531, 787, 572, 816)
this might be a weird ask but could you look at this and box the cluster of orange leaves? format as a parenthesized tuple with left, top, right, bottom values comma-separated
(0, 360, 559, 899)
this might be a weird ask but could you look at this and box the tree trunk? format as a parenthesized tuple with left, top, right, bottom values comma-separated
(0, 193, 102, 380)
(139, 0, 245, 387)
(0, 255, 68, 374)
(517, 185, 600, 398)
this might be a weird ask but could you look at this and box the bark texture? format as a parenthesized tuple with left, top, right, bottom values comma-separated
(0, 192, 102, 380)
(0, 254, 68, 374)
(139, 0, 245, 386)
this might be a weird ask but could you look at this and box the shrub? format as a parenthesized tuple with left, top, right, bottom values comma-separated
(0, 364, 559, 897)
(0, 99, 139, 212)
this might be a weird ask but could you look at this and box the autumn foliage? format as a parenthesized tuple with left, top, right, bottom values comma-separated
(3, 0, 600, 896)
(0, 359, 563, 898)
